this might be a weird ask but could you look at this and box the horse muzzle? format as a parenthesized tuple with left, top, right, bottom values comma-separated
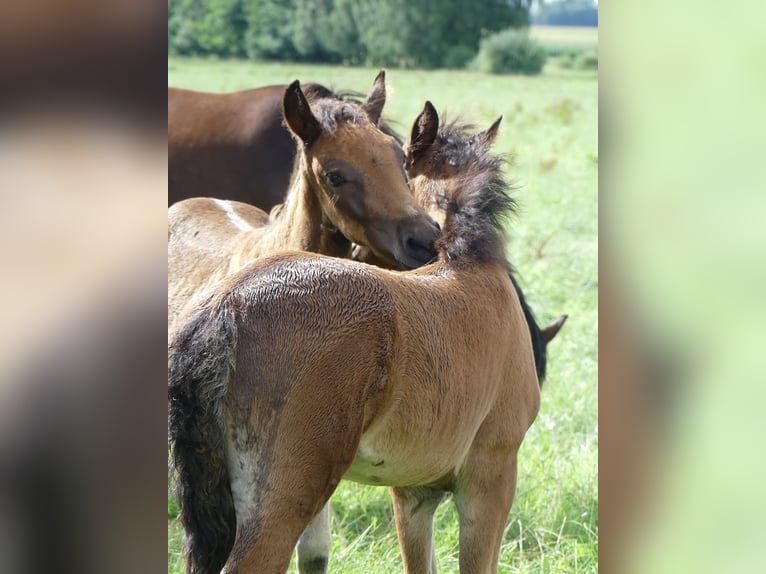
(396, 216, 440, 269)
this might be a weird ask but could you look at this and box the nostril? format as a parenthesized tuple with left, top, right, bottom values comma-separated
(406, 236, 422, 250)
(406, 236, 437, 254)
(433, 221, 441, 232)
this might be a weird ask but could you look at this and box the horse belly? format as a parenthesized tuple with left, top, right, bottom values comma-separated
(342, 433, 470, 487)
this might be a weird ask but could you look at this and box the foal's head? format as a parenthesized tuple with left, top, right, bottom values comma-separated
(404, 102, 515, 267)
(283, 72, 440, 269)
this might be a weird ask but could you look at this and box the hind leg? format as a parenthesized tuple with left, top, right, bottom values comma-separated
(220, 448, 345, 574)
(221, 384, 369, 572)
(453, 454, 518, 573)
(392, 486, 446, 574)
(297, 501, 331, 574)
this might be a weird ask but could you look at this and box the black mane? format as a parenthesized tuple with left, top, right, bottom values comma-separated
(433, 121, 517, 267)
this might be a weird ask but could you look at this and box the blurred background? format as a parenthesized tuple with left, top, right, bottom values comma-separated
(2, 0, 766, 573)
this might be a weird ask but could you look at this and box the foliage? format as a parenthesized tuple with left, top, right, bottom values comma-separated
(470, 28, 547, 75)
(169, 0, 247, 57)
(168, 0, 533, 68)
(243, 0, 298, 61)
(532, 0, 598, 27)
(574, 49, 598, 70)
(553, 48, 598, 71)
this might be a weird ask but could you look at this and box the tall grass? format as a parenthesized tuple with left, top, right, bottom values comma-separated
(167, 59, 597, 573)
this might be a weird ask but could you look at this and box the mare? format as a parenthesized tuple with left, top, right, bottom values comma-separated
(168, 104, 542, 574)
(168, 82, 398, 211)
(168, 73, 440, 333)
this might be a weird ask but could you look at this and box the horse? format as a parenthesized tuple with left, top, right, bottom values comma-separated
(168, 82, 399, 211)
(168, 73, 440, 334)
(292, 104, 568, 574)
(168, 104, 542, 574)
(169, 72, 565, 381)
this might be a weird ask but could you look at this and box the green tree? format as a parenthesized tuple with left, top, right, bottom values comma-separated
(321, 0, 366, 65)
(351, 0, 530, 68)
(169, 0, 536, 67)
(199, 0, 247, 57)
(291, 0, 339, 62)
(169, 0, 208, 55)
(243, 0, 297, 60)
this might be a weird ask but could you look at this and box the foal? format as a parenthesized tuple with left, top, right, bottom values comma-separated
(296, 102, 567, 574)
(168, 73, 440, 332)
(169, 107, 541, 574)
(169, 82, 399, 210)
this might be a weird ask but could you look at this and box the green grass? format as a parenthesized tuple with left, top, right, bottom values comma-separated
(529, 25, 598, 70)
(168, 59, 597, 573)
(529, 25, 598, 49)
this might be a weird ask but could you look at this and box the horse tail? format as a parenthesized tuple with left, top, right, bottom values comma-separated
(509, 273, 548, 387)
(168, 299, 238, 574)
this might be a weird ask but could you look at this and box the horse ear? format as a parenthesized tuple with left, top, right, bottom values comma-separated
(406, 101, 439, 167)
(477, 116, 503, 147)
(361, 69, 386, 125)
(541, 314, 568, 344)
(283, 80, 322, 147)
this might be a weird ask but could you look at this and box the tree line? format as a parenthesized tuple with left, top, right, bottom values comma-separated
(168, 0, 534, 69)
(531, 0, 598, 27)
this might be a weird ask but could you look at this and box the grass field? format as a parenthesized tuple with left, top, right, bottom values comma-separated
(168, 59, 598, 573)
(530, 25, 598, 48)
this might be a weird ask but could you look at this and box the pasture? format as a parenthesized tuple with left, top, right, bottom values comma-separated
(529, 25, 598, 49)
(168, 58, 597, 573)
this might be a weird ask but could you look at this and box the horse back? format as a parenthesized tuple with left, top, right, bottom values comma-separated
(168, 85, 299, 209)
(223, 253, 398, 431)
(168, 198, 270, 333)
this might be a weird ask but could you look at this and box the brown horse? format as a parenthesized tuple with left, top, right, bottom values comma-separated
(169, 73, 564, 384)
(168, 73, 440, 333)
(169, 106, 541, 574)
(291, 103, 567, 574)
(293, 104, 567, 574)
(168, 82, 396, 211)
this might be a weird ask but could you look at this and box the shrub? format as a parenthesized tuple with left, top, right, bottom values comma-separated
(443, 45, 477, 69)
(547, 47, 597, 71)
(574, 49, 598, 70)
(470, 28, 547, 75)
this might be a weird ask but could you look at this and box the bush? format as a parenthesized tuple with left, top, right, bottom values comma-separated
(547, 47, 597, 71)
(470, 28, 547, 75)
(574, 49, 598, 70)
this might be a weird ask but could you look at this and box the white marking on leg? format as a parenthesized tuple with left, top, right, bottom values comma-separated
(297, 503, 331, 573)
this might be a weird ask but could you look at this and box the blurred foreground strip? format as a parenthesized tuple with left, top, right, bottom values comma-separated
(0, 114, 167, 574)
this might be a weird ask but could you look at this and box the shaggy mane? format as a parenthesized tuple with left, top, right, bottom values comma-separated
(302, 84, 402, 142)
(433, 120, 517, 267)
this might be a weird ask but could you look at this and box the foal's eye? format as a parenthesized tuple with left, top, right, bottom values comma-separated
(325, 171, 346, 187)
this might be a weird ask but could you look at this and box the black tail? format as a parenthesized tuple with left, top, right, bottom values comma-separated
(168, 301, 238, 574)
(509, 273, 548, 386)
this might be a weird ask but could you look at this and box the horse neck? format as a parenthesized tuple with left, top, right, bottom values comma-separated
(256, 157, 350, 256)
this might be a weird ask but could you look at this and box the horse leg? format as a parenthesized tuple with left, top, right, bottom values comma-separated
(453, 454, 519, 574)
(297, 501, 331, 574)
(220, 446, 345, 574)
(219, 430, 353, 574)
(220, 377, 368, 573)
(392, 486, 446, 574)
